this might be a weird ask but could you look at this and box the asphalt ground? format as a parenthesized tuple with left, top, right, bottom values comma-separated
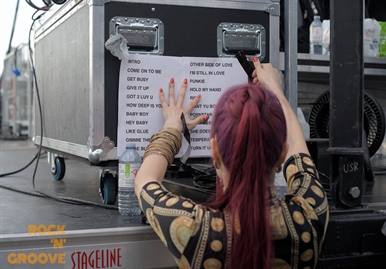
(0, 139, 142, 234)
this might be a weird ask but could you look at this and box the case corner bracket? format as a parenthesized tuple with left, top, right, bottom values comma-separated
(264, 4, 280, 16)
(88, 136, 115, 164)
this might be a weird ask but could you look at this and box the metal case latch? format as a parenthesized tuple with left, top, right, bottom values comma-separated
(109, 17, 164, 55)
(217, 23, 266, 60)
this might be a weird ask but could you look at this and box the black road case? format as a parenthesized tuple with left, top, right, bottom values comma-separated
(34, 0, 280, 203)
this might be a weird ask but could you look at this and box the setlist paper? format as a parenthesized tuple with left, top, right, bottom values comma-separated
(117, 54, 248, 157)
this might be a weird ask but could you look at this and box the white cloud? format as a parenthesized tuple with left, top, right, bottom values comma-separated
(1, 0, 38, 75)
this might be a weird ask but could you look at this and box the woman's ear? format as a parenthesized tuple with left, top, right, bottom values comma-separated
(210, 137, 221, 164)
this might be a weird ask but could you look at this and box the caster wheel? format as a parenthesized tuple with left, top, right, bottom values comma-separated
(100, 173, 117, 205)
(52, 157, 65, 181)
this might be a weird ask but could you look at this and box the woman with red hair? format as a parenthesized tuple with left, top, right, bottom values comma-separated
(135, 58, 329, 268)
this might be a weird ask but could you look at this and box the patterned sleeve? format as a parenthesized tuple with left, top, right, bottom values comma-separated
(273, 153, 329, 268)
(139, 181, 208, 266)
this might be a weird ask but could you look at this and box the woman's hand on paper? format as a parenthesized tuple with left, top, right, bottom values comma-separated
(160, 78, 209, 131)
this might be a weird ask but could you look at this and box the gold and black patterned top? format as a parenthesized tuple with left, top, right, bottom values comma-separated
(140, 153, 329, 269)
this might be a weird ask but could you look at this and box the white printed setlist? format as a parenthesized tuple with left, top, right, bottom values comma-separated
(117, 54, 248, 158)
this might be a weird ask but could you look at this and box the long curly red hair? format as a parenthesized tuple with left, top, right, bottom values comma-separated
(210, 83, 287, 268)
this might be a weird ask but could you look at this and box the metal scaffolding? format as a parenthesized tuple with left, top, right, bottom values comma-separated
(1, 44, 33, 139)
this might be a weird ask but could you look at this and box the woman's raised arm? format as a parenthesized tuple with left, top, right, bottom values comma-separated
(134, 78, 207, 197)
(252, 58, 310, 160)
